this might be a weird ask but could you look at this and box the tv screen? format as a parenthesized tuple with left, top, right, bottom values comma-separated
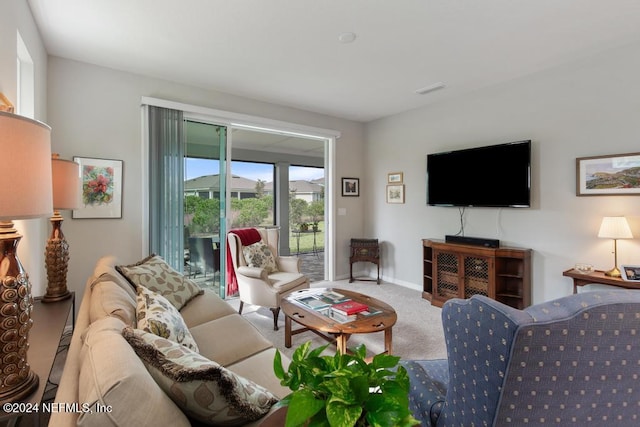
(427, 140, 531, 208)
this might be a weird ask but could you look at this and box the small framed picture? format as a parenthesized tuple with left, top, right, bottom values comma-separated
(341, 177, 360, 197)
(388, 172, 403, 183)
(73, 157, 123, 219)
(621, 265, 640, 282)
(576, 152, 640, 196)
(386, 184, 405, 204)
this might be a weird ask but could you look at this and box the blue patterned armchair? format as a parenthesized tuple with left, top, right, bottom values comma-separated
(401, 290, 640, 426)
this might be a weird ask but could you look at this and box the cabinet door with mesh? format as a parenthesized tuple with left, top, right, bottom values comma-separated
(463, 256, 490, 298)
(435, 252, 459, 300)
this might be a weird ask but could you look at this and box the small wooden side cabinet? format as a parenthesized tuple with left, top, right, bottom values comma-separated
(422, 239, 531, 309)
(349, 238, 381, 284)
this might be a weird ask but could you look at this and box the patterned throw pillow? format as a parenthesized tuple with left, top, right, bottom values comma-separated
(117, 254, 203, 310)
(242, 241, 279, 273)
(122, 327, 278, 425)
(137, 286, 199, 352)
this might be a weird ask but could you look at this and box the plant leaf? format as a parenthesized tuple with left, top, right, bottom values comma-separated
(353, 343, 367, 359)
(350, 375, 370, 403)
(292, 341, 311, 362)
(326, 399, 362, 427)
(307, 412, 331, 427)
(274, 349, 286, 380)
(371, 353, 401, 369)
(308, 343, 330, 358)
(323, 376, 354, 402)
(286, 389, 325, 427)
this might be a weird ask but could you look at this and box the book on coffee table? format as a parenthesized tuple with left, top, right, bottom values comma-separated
(359, 307, 382, 316)
(332, 300, 369, 316)
(328, 309, 357, 323)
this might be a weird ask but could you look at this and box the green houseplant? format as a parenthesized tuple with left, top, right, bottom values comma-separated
(273, 341, 419, 427)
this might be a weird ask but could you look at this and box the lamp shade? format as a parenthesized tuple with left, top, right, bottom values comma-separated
(52, 155, 80, 210)
(598, 217, 633, 239)
(0, 111, 53, 220)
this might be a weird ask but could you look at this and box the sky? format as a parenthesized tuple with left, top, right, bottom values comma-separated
(184, 158, 324, 182)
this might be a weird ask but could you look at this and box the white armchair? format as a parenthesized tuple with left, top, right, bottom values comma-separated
(227, 227, 309, 330)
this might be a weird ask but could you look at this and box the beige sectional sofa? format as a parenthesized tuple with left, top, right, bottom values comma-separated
(49, 255, 290, 426)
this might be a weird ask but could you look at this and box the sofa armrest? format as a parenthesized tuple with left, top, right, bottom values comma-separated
(237, 266, 269, 280)
(276, 256, 301, 273)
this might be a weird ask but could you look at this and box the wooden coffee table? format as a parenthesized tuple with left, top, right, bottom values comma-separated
(281, 288, 397, 355)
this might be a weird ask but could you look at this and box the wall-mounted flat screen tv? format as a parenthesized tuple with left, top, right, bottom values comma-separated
(427, 140, 531, 208)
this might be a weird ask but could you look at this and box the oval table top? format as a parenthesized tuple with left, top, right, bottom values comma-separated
(280, 287, 397, 335)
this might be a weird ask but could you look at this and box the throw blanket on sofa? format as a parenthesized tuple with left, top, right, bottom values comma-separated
(226, 227, 261, 297)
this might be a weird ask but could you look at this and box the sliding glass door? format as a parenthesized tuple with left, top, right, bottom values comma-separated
(145, 98, 337, 295)
(184, 120, 227, 298)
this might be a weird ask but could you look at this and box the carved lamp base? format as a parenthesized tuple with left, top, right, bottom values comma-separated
(0, 221, 39, 403)
(43, 213, 72, 303)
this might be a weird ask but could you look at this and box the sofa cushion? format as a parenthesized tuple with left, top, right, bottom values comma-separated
(116, 254, 203, 310)
(89, 274, 136, 325)
(78, 316, 190, 427)
(242, 241, 278, 273)
(225, 348, 292, 399)
(137, 285, 199, 352)
(268, 271, 308, 291)
(122, 327, 278, 426)
(189, 314, 273, 367)
(179, 289, 237, 328)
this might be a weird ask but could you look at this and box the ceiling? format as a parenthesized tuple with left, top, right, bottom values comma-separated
(28, 0, 640, 124)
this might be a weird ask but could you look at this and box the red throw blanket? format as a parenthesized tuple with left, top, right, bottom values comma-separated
(226, 228, 261, 297)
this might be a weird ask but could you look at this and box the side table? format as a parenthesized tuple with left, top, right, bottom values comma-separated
(563, 269, 638, 293)
(0, 293, 75, 425)
(349, 238, 381, 284)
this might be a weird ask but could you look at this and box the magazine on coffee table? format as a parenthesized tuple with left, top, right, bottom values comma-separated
(296, 295, 331, 310)
(295, 290, 349, 311)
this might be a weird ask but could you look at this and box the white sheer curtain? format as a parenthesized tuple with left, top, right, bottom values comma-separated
(148, 106, 184, 271)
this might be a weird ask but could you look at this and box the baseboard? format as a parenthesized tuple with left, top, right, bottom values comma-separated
(334, 272, 422, 293)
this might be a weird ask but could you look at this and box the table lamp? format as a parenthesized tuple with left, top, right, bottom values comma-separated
(0, 111, 53, 402)
(598, 216, 633, 277)
(43, 154, 80, 302)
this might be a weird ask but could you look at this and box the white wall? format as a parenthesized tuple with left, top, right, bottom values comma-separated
(365, 42, 640, 303)
(46, 57, 366, 304)
(0, 1, 50, 296)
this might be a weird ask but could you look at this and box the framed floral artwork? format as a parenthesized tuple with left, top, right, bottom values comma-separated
(72, 157, 123, 218)
(386, 184, 405, 204)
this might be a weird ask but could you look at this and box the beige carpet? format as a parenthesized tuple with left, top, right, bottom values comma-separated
(227, 279, 447, 361)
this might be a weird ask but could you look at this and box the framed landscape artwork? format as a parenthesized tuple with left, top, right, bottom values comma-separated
(73, 157, 123, 218)
(576, 152, 640, 196)
(387, 172, 403, 183)
(342, 177, 360, 197)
